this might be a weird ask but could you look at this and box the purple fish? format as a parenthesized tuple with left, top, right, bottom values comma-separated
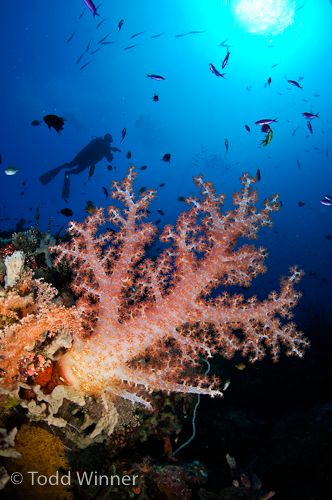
(307, 120, 313, 134)
(83, 0, 99, 17)
(302, 111, 319, 120)
(209, 63, 225, 78)
(146, 74, 165, 81)
(261, 124, 272, 133)
(320, 198, 332, 206)
(255, 118, 277, 126)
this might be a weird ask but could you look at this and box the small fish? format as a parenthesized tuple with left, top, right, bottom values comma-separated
(138, 186, 146, 194)
(151, 33, 164, 38)
(271, 63, 280, 68)
(90, 48, 101, 55)
(209, 63, 225, 78)
(88, 164, 95, 179)
(43, 114, 65, 133)
(100, 41, 114, 45)
(96, 18, 107, 29)
(188, 30, 205, 35)
(80, 61, 92, 70)
(86, 39, 91, 52)
(130, 31, 144, 39)
(221, 48, 230, 69)
(256, 168, 261, 181)
(159, 183, 165, 187)
(155, 219, 161, 225)
(320, 197, 332, 207)
(98, 32, 112, 44)
(124, 44, 139, 50)
(76, 51, 85, 64)
(297, 201, 305, 207)
(111, 146, 121, 152)
(219, 38, 229, 47)
(120, 128, 126, 143)
(261, 124, 272, 133)
(85, 200, 97, 214)
(302, 112, 319, 120)
(244, 124, 251, 133)
(4, 167, 19, 176)
(60, 208, 74, 217)
(296, 155, 301, 169)
(102, 186, 108, 198)
(157, 209, 165, 216)
(79, 8, 85, 19)
(83, 0, 99, 17)
(292, 126, 299, 136)
(67, 31, 76, 43)
(307, 120, 313, 134)
(118, 19, 124, 31)
(0, 153, 2, 164)
(288, 79, 302, 89)
(152, 93, 159, 102)
(296, 2, 307, 11)
(260, 129, 273, 147)
(107, 164, 113, 170)
(224, 138, 229, 153)
(174, 33, 188, 38)
(126, 151, 132, 159)
(178, 196, 186, 202)
(31, 119, 42, 126)
(265, 76, 272, 87)
(146, 74, 165, 81)
(162, 153, 171, 162)
(325, 234, 332, 240)
(255, 118, 277, 126)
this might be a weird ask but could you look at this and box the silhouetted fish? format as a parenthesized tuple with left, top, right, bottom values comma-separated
(67, 31, 76, 43)
(43, 114, 64, 133)
(130, 31, 145, 39)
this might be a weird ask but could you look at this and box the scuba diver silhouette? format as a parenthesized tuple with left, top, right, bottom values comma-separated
(39, 133, 117, 201)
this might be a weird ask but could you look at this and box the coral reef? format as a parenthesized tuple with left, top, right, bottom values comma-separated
(0, 169, 309, 454)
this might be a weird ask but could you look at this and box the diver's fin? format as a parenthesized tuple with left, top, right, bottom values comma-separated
(39, 163, 70, 185)
(62, 173, 70, 202)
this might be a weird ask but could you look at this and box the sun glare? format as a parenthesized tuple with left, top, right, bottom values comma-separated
(233, 0, 296, 35)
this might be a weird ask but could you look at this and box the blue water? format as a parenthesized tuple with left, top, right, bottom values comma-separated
(1, 0, 331, 320)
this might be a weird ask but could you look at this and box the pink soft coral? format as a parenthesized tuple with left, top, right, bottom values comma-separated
(51, 168, 307, 408)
